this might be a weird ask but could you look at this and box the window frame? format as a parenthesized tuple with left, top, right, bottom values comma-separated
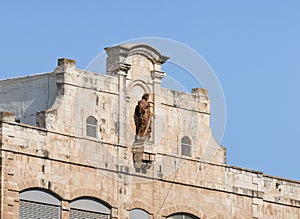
(69, 197, 111, 219)
(167, 213, 199, 219)
(129, 208, 149, 219)
(86, 116, 98, 138)
(181, 136, 192, 157)
(19, 188, 61, 219)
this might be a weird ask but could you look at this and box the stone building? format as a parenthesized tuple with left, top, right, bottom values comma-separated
(0, 44, 299, 219)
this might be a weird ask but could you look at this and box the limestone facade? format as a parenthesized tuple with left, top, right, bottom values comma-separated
(0, 44, 299, 219)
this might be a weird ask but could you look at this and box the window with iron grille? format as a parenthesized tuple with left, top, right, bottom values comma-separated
(129, 208, 149, 219)
(19, 200, 60, 219)
(70, 208, 109, 219)
(19, 189, 61, 219)
(70, 197, 111, 219)
(181, 136, 191, 156)
(86, 116, 98, 138)
(167, 213, 199, 219)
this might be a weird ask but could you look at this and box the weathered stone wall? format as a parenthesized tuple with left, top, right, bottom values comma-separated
(34, 49, 225, 162)
(0, 73, 57, 125)
(0, 44, 299, 219)
(1, 119, 300, 218)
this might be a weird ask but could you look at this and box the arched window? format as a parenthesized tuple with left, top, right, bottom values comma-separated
(168, 213, 199, 219)
(130, 208, 149, 219)
(181, 136, 191, 156)
(86, 116, 98, 138)
(70, 197, 111, 219)
(19, 188, 61, 219)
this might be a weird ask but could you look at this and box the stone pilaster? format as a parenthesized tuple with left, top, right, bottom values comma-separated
(55, 58, 76, 74)
(0, 111, 16, 123)
(61, 200, 70, 219)
(151, 69, 166, 145)
(116, 63, 131, 145)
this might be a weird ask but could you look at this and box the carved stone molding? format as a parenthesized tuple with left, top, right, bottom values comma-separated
(151, 70, 166, 83)
(105, 44, 169, 76)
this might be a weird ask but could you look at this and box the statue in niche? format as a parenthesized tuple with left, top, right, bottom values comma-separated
(134, 93, 152, 141)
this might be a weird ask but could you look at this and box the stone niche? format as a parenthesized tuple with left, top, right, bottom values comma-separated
(105, 44, 169, 167)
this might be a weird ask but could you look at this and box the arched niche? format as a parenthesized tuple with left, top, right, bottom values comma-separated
(125, 80, 152, 142)
(127, 80, 151, 100)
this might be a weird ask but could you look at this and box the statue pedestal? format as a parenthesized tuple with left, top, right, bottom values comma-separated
(132, 140, 155, 163)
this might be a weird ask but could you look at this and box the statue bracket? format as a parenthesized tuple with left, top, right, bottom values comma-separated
(132, 140, 155, 165)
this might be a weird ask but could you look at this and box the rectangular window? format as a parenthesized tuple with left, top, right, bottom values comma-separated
(181, 143, 191, 156)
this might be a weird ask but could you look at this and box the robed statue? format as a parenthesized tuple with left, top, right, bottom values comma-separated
(134, 93, 152, 141)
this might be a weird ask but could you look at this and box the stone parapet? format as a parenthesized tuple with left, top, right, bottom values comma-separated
(0, 112, 16, 123)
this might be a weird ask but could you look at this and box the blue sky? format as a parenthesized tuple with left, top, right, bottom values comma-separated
(0, 1, 299, 180)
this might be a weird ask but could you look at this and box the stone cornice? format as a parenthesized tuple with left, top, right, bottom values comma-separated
(105, 43, 169, 64)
